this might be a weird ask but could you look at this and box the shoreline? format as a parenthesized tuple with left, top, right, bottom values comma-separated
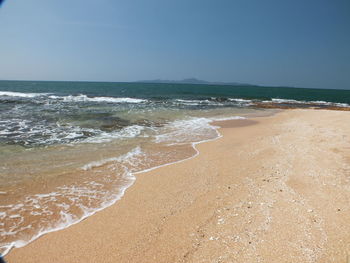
(6, 109, 350, 262)
(1, 114, 252, 257)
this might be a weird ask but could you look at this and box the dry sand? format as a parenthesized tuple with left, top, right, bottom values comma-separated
(5, 109, 350, 263)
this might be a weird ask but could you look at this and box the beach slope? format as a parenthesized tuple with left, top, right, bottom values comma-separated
(6, 109, 350, 263)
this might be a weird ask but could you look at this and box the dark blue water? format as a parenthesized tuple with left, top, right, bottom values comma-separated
(0, 80, 349, 103)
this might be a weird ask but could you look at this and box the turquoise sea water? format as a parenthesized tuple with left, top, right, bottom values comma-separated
(1, 80, 349, 103)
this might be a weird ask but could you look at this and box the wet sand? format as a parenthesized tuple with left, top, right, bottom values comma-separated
(5, 109, 350, 263)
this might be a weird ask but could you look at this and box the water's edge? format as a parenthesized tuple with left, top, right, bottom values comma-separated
(3, 115, 256, 257)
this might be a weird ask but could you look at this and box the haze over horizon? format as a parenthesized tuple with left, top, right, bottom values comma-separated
(0, 0, 349, 89)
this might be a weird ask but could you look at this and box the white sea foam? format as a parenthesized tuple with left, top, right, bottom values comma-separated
(0, 91, 48, 98)
(154, 115, 245, 145)
(154, 117, 216, 144)
(309, 100, 349, 107)
(228, 98, 253, 105)
(264, 98, 350, 107)
(82, 125, 145, 144)
(87, 96, 147, 103)
(49, 94, 147, 103)
(0, 118, 145, 145)
(174, 99, 214, 105)
(211, 116, 246, 121)
(81, 146, 143, 170)
(270, 98, 302, 104)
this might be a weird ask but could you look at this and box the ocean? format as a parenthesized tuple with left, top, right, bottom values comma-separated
(0, 80, 349, 255)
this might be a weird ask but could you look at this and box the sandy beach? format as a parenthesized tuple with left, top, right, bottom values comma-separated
(5, 109, 350, 263)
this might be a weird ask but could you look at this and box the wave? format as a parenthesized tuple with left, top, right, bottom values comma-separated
(154, 117, 217, 144)
(211, 116, 246, 121)
(0, 91, 147, 104)
(228, 98, 253, 104)
(308, 100, 349, 107)
(0, 117, 145, 146)
(81, 147, 143, 170)
(0, 91, 49, 98)
(174, 98, 252, 106)
(0, 146, 146, 256)
(81, 125, 145, 144)
(174, 99, 215, 105)
(1, 90, 348, 108)
(49, 94, 147, 103)
(0, 173, 136, 256)
(264, 98, 350, 108)
(154, 115, 244, 145)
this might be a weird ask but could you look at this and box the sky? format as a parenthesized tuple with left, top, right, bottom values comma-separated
(0, 0, 349, 89)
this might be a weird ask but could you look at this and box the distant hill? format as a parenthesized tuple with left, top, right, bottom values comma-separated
(136, 78, 254, 86)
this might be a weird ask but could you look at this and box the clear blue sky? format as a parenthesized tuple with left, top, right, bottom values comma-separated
(0, 0, 349, 89)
